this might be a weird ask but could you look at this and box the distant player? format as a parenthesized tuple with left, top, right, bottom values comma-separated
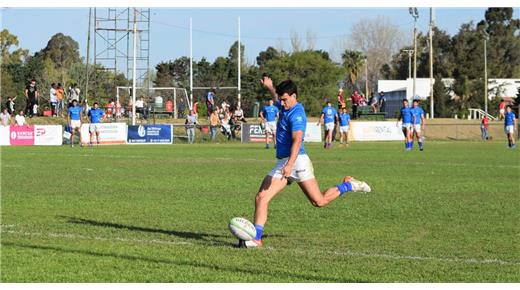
(68, 99, 83, 147)
(411, 99, 425, 151)
(260, 99, 279, 149)
(397, 99, 413, 150)
(243, 75, 372, 248)
(87, 102, 106, 146)
(317, 101, 338, 149)
(338, 107, 351, 147)
(504, 105, 517, 149)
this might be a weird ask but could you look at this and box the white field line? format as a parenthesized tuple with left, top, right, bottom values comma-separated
(2, 229, 519, 267)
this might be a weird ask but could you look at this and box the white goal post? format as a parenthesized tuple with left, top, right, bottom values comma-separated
(116, 86, 190, 119)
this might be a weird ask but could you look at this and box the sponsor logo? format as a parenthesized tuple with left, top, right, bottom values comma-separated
(138, 125, 146, 137)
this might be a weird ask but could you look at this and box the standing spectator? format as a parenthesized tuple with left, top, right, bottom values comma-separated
(87, 102, 106, 146)
(178, 98, 186, 118)
(233, 103, 247, 123)
(68, 84, 80, 108)
(368, 92, 377, 113)
(115, 99, 122, 118)
(206, 89, 216, 116)
(1, 108, 13, 126)
(193, 99, 199, 117)
(378, 91, 386, 114)
(56, 83, 65, 117)
(68, 100, 84, 147)
(220, 108, 232, 140)
(499, 99, 506, 120)
(481, 115, 490, 140)
(49, 83, 58, 117)
(24, 79, 39, 118)
(337, 88, 346, 110)
(209, 109, 220, 141)
(351, 90, 361, 119)
(135, 96, 146, 119)
(6, 97, 16, 115)
(15, 110, 27, 126)
(185, 110, 197, 144)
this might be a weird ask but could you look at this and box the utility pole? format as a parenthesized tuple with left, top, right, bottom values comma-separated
(131, 8, 137, 126)
(364, 56, 369, 99)
(402, 49, 414, 79)
(85, 8, 92, 102)
(237, 17, 241, 108)
(483, 28, 489, 114)
(429, 8, 435, 119)
(409, 7, 419, 100)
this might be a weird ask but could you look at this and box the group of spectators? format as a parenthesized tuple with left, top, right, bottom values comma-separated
(337, 89, 387, 118)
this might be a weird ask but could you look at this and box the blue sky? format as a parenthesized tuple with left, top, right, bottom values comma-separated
(2, 7, 519, 74)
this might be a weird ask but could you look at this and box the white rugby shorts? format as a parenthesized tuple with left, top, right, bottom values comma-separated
(505, 125, 514, 134)
(325, 122, 335, 131)
(89, 123, 101, 133)
(402, 123, 412, 131)
(413, 124, 422, 133)
(265, 121, 276, 134)
(268, 154, 315, 183)
(340, 125, 349, 133)
(70, 120, 81, 129)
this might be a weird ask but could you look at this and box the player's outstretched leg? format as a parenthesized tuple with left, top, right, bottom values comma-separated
(298, 176, 371, 208)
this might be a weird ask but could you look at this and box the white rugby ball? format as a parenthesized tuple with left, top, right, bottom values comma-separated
(228, 217, 256, 241)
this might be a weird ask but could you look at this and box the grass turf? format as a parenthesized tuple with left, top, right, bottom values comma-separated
(1, 141, 519, 282)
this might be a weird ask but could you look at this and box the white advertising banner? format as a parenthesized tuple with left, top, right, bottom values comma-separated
(80, 123, 127, 145)
(0, 126, 9, 145)
(304, 123, 322, 142)
(34, 125, 63, 145)
(350, 121, 405, 141)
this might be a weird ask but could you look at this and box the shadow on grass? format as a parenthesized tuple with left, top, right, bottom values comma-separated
(2, 241, 366, 282)
(58, 216, 284, 246)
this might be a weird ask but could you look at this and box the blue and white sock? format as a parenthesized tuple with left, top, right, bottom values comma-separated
(336, 181, 353, 197)
(254, 224, 264, 240)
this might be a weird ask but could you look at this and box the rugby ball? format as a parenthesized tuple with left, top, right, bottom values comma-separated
(228, 217, 256, 241)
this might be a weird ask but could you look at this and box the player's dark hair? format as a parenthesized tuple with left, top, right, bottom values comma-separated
(413, 99, 419, 103)
(93, 102, 98, 106)
(276, 80, 298, 97)
(506, 105, 512, 109)
(402, 99, 408, 102)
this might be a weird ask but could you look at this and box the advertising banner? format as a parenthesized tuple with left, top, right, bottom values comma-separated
(34, 125, 63, 145)
(9, 125, 35, 146)
(127, 124, 173, 144)
(241, 123, 322, 143)
(350, 121, 405, 141)
(80, 123, 127, 145)
(0, 126, 10, 146)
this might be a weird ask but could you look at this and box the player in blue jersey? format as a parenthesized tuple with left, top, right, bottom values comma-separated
(260, 99, 279, 149)
(317, 101, 338, 149)
(242, 75, 372, 248)
(397, 99, 413, 150)
(67, 99, 84, 147)
(338, 108, 351, 147)
(504, 105, 517, 149)
(411, 99, 425, 151)
(87, 102, 106, 146)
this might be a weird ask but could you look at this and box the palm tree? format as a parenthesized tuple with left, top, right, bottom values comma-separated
(341, 50, 365, 91)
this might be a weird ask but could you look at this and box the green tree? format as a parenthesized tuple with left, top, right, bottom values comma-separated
(341, 50, 365, 91)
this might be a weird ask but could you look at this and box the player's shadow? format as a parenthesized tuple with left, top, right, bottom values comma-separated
(58, 216, 233, 246)
(3, 241, 365, 282)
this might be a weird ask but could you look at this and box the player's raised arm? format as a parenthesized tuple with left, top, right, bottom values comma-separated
(260, 75, 278, 101)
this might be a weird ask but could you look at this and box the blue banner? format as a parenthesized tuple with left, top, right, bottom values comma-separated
(127, 125, 173, 144)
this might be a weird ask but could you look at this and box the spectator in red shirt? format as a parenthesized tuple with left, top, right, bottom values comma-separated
(499, 100, 506, 120)
(481, 115, 490, 140)
(351, 91, 360, 119)
(337, 88, 346, 110)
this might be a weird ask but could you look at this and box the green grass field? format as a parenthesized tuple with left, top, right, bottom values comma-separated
(1, 141, 519, 282)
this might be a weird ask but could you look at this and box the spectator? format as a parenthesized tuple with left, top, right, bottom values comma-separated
(499, 99, 506, 120)
(185, 110, 197, 144)
(15, 110, 27, 126)
(220, 108, 232, 140)
(68, 84, 80, 108)
(178, 98, 186, 118)
(221, 100, 230, 112)
(351, 90, 361, 119)
(1, 108, 12, 126)
(378, 91, 387, 114)
(233, 104, 247, 123)
(135, 96, 146, 119)
(56, 83, 65, 117)
(49, 83, 58, 117)
(165, 98, 173, 115)
(481, 115, 490, 140)
(115, 99, 122, 118)
(209, 108, 220, 141)
(337, 88, 346, 110)
(206, 89, 216, 116)
(6, 96, 16, 115)
(193, 99, 199, 117)
(368, 92, 377, 113)
(24, 79, 39, 118)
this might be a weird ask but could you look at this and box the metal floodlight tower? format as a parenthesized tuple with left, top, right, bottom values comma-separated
(409, 7, 419, 100)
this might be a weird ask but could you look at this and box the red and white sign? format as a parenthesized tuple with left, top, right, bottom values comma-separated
(80, 123, 127, 145)
(9, 125, 35, 146)
(34, 125, 63, 145)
